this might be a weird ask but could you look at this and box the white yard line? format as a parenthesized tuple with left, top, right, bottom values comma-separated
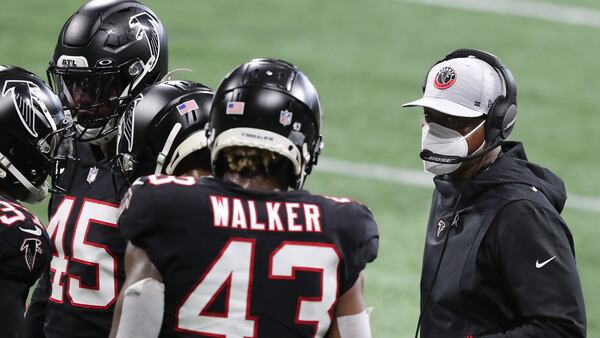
(316, 158, 600, 213)
(396, 0, 600, 28)
(315, 0, 600, 211)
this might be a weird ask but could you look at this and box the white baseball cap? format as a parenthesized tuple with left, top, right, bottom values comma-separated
(402, 56, 505, 117)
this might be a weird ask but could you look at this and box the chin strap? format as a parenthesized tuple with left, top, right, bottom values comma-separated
(0, 151, 47, 203)
(76, 120, 118, 145)
(164, 129, 208, 175)
(154, 123, 182, 175)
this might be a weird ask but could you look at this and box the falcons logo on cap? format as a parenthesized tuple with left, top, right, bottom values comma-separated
(2, 80, 55, 137)
(21, 238, 43, 271)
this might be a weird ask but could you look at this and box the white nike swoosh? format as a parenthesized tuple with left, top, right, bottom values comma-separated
(19, 226, 42, 236)
(536, 256, 556, 269)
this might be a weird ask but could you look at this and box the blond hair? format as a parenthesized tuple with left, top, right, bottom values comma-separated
(220, 146, 289, 176)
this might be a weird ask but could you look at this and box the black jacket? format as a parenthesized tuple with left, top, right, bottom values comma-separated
(419, 142, 586, 338)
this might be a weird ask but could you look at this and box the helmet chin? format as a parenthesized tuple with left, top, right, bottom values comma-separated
(21, 181, 49, 204)
(76, 122, 117, 145)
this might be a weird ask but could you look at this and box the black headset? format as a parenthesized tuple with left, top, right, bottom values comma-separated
(419, 48, 518, 164)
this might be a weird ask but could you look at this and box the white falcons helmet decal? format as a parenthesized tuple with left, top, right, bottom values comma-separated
(129, 12, 161, 74)
(21, 238, 43, 271)
(117, 94, 144, 152)
(119, 94, 143, 153)
(2, 80, 56, 137)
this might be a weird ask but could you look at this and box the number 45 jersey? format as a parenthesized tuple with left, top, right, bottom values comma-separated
(26, 143, 128, 338)
(119, 175, 380, 338)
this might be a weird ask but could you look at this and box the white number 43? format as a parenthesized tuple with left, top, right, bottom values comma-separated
(176, 238, 341, 338)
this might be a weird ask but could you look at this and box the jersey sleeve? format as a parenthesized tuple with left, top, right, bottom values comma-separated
(0, 217, 52, 285)
(480, 201, 586, 338)
(338, 202, 380, 294)
(24, 268, 51, 338)
(118, 177, 158, 250)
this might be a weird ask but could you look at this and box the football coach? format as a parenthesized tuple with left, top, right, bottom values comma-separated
(402, 48, 586, 338)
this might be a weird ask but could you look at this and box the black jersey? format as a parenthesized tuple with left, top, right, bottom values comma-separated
(0, 194, 51, 338)
(119, 175, 379, 338)
(28, 143, 127, 338)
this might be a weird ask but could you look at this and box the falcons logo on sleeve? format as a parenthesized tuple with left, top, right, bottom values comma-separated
(2, 80, 55, 137)
(20, 238, 43, 271)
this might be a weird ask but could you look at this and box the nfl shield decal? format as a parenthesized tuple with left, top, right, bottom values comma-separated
(87, 166, 99, 184)
(279, 110, 293, 126)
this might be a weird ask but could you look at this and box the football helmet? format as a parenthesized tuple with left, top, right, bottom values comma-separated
(114, 80, 213, 183)
(47, 0, 168, 144)
(0, 66, 72, 203)
(209, 58, 323, 189)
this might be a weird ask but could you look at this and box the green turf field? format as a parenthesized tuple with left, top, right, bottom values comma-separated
(2, 0, 598, 336)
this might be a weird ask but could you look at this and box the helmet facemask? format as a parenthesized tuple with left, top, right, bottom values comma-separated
(0, 116, 75, 202)
(46, 1, 169, 145)
(47, 65, 130, 144)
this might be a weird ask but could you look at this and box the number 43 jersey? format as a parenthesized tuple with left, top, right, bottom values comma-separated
(119, 175, 380, 338)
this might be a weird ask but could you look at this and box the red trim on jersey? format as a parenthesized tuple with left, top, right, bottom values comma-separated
(246, 238, 259, 338)
(48, 196, 76, 304)
(66, 198, 119, 309)
(265, 201, 284, 232)
(82, 197, 119, 211)
(175, 237, 259, 338)
(0, 200, 26, 225)
(285, 203, 302, 232)
(209, 195, 229, 227)
(303, 204, 322, 233)
(49, 260, 70, 304)
(231, 198, 247, 229)
(247, 200, 265, 231)
(199, 274, 232, 319)
(268, 241, 343, 338)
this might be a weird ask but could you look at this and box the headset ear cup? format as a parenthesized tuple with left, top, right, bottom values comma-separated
(485, 98, 517, 143)
(500, 104, 517, 139)
(485, 96, 504, 143)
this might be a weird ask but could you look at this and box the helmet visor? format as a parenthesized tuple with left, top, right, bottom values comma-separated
(47, 66, 126, 128)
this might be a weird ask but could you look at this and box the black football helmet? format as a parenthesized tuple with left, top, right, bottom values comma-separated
(209, 58, 323, 189)
(47, 0, 168, 144)
(114, 80, 214, 183)
(0, 66, 72, 203)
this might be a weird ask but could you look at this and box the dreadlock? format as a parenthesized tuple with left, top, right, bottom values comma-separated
(217, 146, 291, 178)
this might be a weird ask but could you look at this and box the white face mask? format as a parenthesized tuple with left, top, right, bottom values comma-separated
(421, 120, 485, 176)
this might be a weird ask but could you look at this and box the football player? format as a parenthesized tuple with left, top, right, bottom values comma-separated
(112, 79, 215, 186)
(111, 58, 379, 338)
(24, 1, 168, 337)
(0, 66, 68, 338)
(109, 80, 214, 337)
